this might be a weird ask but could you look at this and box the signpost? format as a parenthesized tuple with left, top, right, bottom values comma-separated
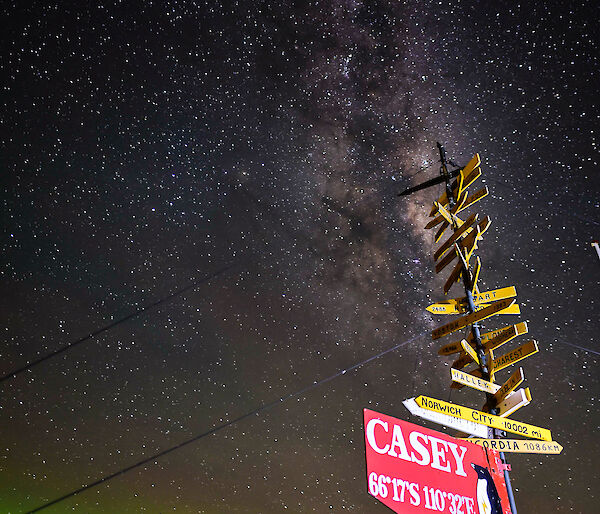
(364, 409, 511, 514)
(367, 144, 560, 514)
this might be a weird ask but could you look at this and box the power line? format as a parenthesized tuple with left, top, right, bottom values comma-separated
(1, 263, 239, 384)
(559, 341, 600, 356)
(25, 330, 428, 513)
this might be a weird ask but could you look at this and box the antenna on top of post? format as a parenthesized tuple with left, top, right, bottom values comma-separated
(397, 142, 462, 197)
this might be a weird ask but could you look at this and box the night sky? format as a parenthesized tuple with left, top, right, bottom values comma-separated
(1, 1, 599, 512)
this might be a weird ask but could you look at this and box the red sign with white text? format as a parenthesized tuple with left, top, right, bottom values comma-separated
(364, 409, 510, 514)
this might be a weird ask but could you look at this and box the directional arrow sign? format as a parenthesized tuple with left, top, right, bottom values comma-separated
(435, 218, 490, 274)
(459, 167, 482, 196)
(450, 368, 486, 390)
(433, 212, 478, 261)
(443, 249, 469, 294)
(470, 256, 481, 295)
(451, 368, 500, 394)
(402, 398, 489, 438)
(425, 198, 465, 229)
(486, 349, 497, 381)
(492, 340, 539, 373)
(435, 227, 480, 274)
(463, 438, 563, 455)
(414, 395, 552, 441)
(460, 339, 480, 365)
(427, 286, 517, 314)
(438, 322, 528, 356)
(429, 300, 520, 316)
(472, 286, 518, 305)
(456, 186, 489, 214)
(451, 323, 524, 370)
(432, 298, 515, 340)
(481, 322, 528, 345)
(492, 387, 531, 418)
(492, 367, 525, 404)
(434, 219, 449, 242)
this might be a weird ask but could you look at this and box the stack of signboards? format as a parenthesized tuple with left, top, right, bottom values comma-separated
(364, 152, 560, 514)
(408, 153, 560, 454)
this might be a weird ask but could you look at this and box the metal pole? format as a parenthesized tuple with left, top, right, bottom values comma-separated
(437, 143, 518, 514)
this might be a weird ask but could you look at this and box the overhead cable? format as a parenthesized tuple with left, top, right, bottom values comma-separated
(25, 330, 427, 513)
(1, 263, 239, 384)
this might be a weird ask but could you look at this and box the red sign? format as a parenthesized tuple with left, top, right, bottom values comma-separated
(364, 409, 511, 514)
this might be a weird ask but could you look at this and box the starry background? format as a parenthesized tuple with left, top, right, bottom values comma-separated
(1, 1, 599, 512)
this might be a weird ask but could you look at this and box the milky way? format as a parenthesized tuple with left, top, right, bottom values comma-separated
(1, 1, 598, 512)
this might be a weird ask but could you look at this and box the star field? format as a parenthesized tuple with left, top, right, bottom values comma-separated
(1, 1, 598, 512)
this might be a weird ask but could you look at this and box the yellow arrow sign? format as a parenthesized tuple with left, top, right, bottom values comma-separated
(435, 223, 484, 274)
(438, 322, 528, 356)
(473, 286, 518, 305)
(463, 438, 563, 455)
(451, 320, 524, 370)
(492, 387, 532, 417)
(451, 368, 486, 390)
(415, 395, 552, 441)
(492, 367, 525, 405)
(470, 256, 481, 295)
(460, 339, 480, 365)
(443, 251, 468, 294)
(492, 340, 539, 373)
(443, 237, 485, 294)
(434, 213, 478, 261)
(456, 186, 489, 215)
(427, 286, 517, 314)
(425, 197, 466, 229)
(435, 220, 448, 243)
(429, 154, 481, 215)
(432, 298, 516, 340)
(451, 368, 500, 394)
(486, 348, 496, 381)
(460, 167, 482, 195)
(434, 301, 520, 316)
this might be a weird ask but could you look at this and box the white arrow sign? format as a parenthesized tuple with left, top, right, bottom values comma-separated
(402, 398, 489, 438)
(496, 388, 531, 418)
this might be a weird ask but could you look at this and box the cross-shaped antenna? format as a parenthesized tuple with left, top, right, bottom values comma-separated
(397, 142, 462, 197)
